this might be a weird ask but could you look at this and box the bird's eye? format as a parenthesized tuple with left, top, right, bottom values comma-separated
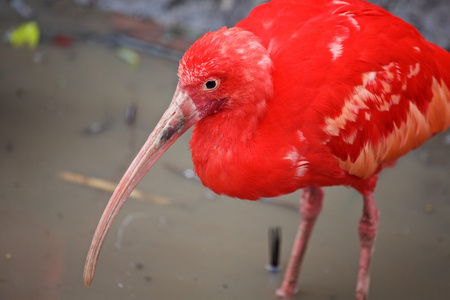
(204, 80, 218, 90)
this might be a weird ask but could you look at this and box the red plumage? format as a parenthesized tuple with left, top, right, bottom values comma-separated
(229, 0, 450, 193)
(84, 0, 450, 299)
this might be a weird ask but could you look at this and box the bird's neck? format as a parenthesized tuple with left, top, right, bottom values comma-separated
(189, 88, 274, 198)
(192, 88, 269, 148)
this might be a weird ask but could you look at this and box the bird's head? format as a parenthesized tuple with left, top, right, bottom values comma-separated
(176, 27, 273, 120)
(83, 27, 273, 286)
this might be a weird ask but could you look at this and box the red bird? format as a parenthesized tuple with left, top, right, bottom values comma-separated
(84, 0, 450, 299)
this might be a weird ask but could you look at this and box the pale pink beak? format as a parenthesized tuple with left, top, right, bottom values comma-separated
(83, 87, 199, 286)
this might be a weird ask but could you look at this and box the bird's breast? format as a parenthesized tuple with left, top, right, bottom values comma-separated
(189, 119, 349, 200)
(189, 123, 308, 200)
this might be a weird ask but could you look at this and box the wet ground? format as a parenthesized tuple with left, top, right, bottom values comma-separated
(1, 2, 450, 300)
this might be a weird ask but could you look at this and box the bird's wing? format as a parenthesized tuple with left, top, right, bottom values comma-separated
(322, 49, 450, 179)
(316, 15, 450, 179)
(240, 0, 450, 180)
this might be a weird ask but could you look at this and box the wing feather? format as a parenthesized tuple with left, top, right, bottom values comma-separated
(324, 54, 450, 179)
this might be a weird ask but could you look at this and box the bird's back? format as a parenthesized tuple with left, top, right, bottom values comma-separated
(237, 0, 450, 185)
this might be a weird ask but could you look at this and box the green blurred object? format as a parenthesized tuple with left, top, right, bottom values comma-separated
(7, 21, 40, 49)
(116, 47, 141, 67)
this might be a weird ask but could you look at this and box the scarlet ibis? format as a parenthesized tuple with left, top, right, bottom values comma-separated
(84, 0, 450, 299)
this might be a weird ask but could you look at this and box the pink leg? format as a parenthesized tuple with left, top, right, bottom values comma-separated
(276, 187, 324, 298)
(355, 192, 379, 300)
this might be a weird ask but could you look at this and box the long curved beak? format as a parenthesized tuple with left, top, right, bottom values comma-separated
(83, 87, 199, 287)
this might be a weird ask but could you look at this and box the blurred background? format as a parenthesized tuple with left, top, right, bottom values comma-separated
(0, 0, 449, 299)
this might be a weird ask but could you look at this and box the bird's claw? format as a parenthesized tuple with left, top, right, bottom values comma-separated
(275, 287, 298, 298)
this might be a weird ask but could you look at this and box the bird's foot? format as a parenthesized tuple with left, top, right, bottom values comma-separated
(275, 286, 298, 298)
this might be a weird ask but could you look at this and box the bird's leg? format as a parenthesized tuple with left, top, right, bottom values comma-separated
(355, 192, 379, 300)
(276, 187, 324, 298)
